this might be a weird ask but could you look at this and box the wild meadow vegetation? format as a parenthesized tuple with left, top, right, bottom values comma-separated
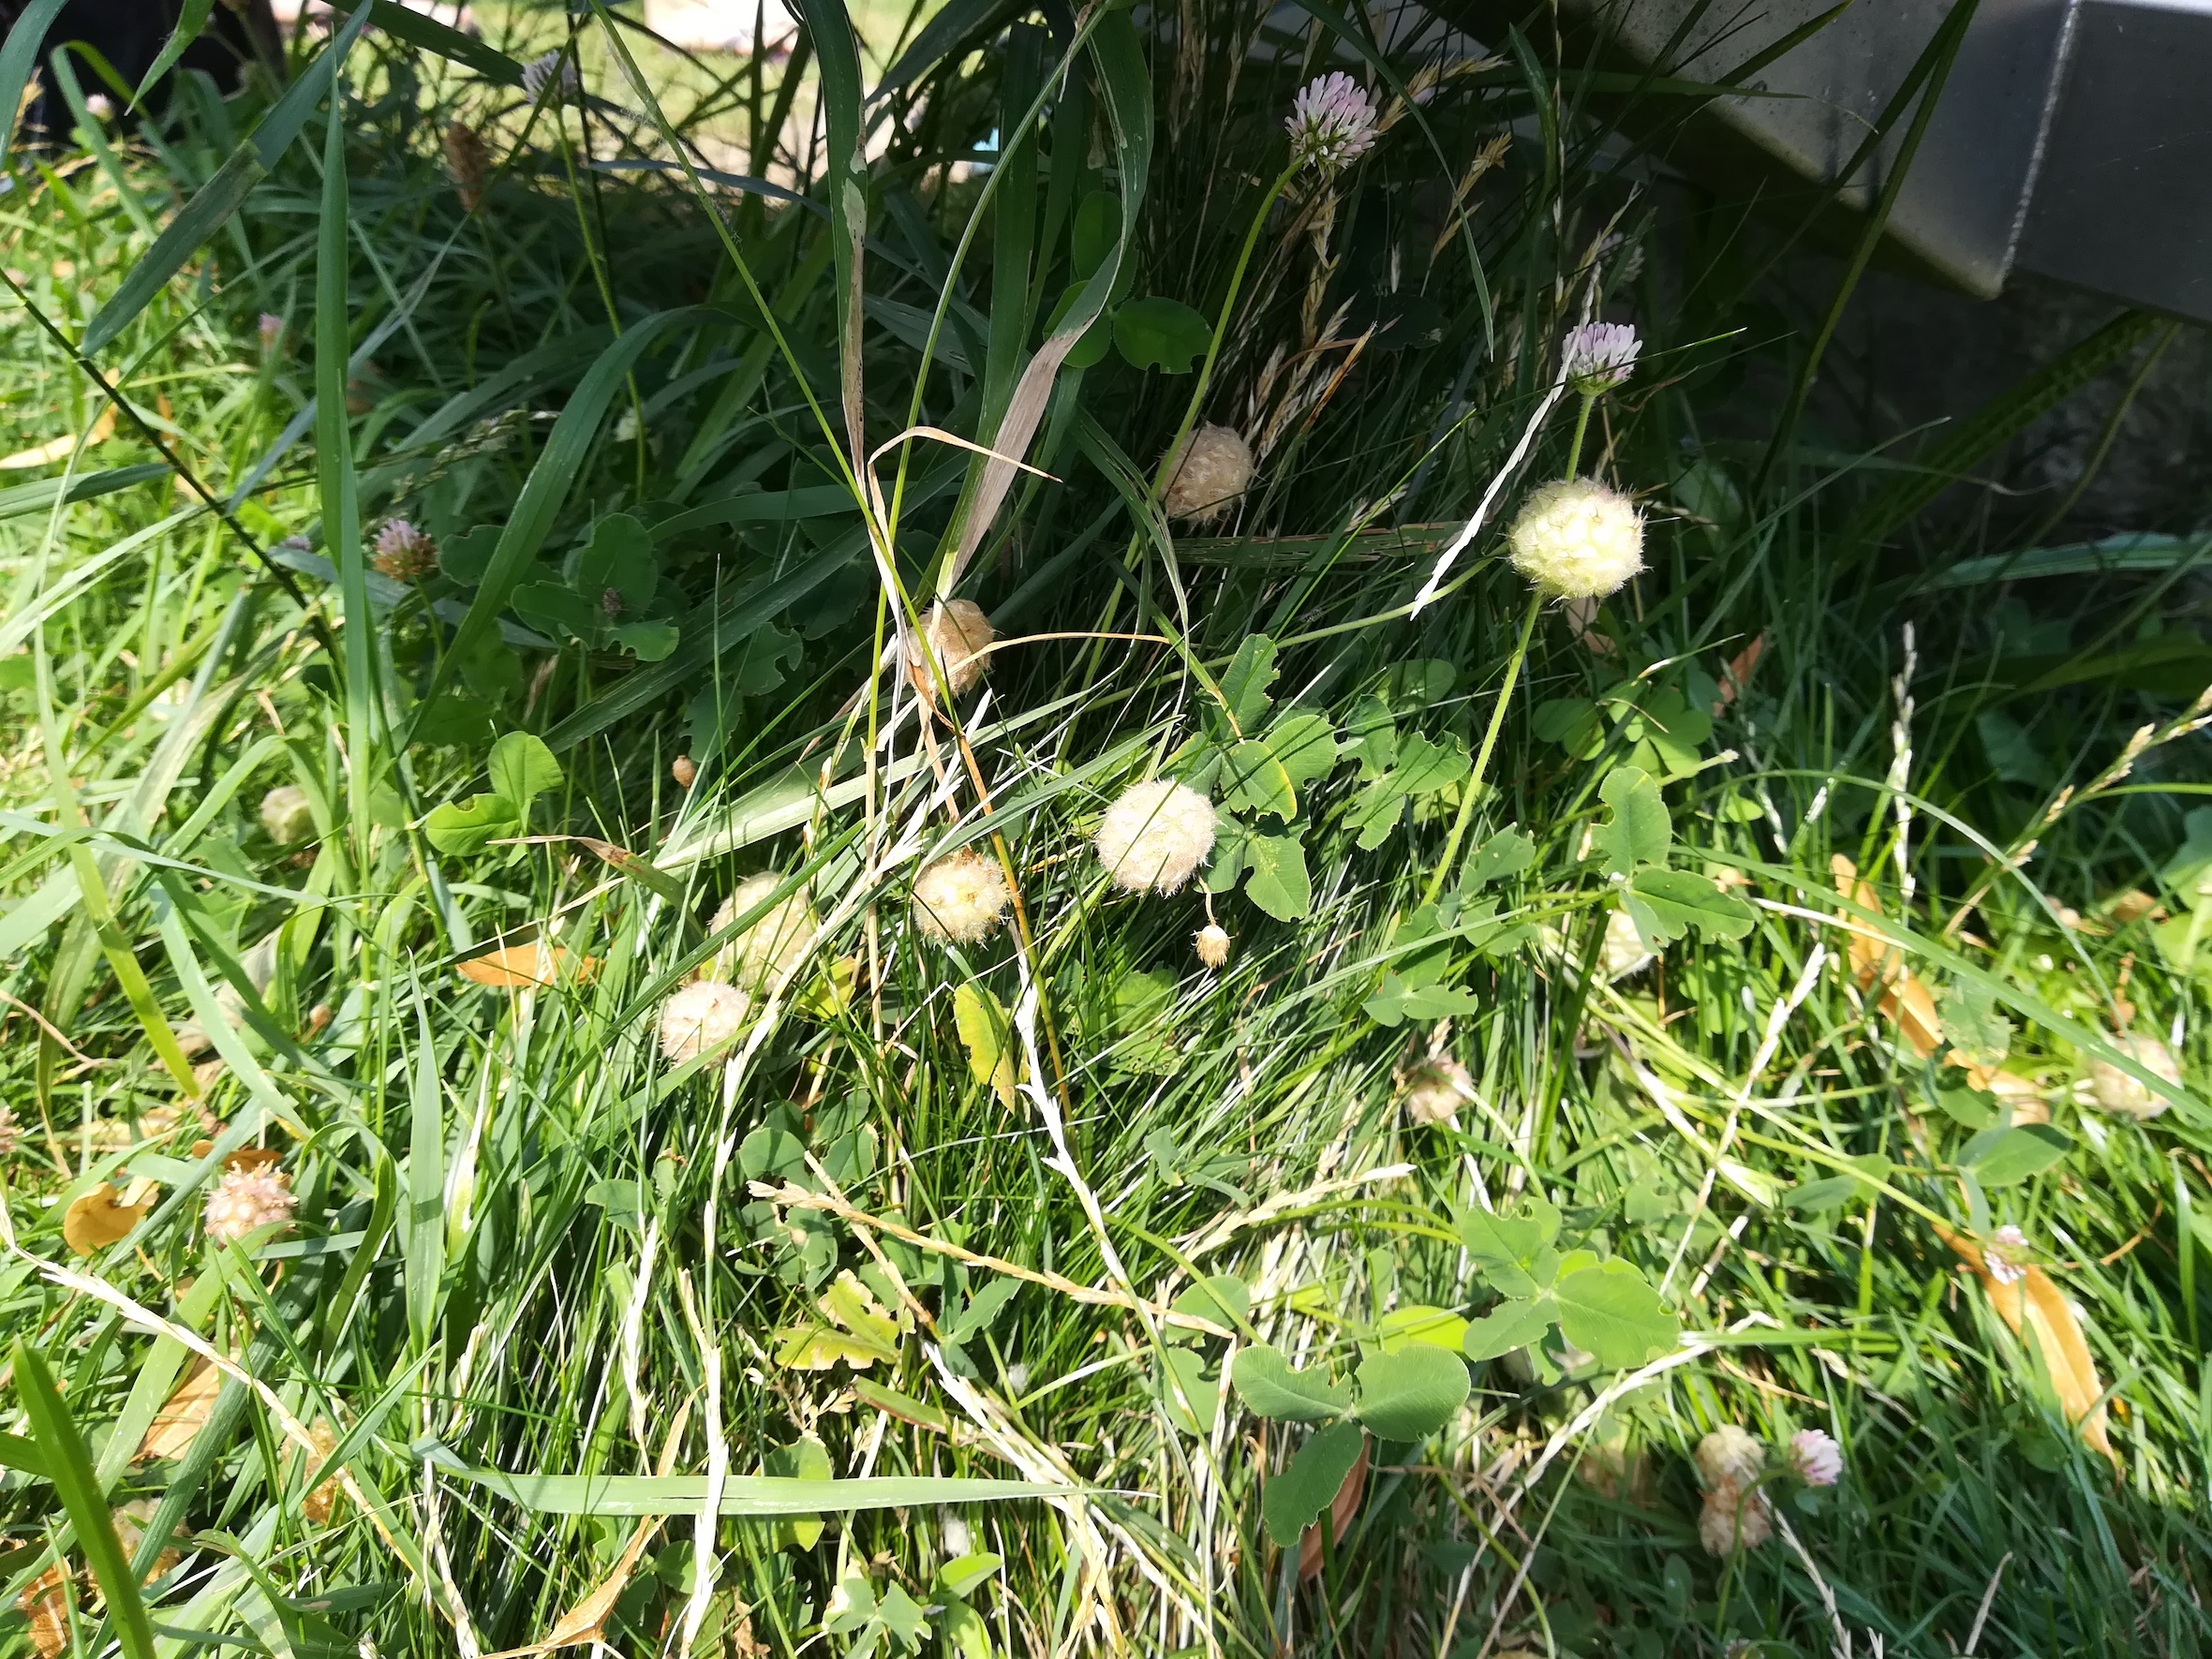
(0, 0, 2208, 1654)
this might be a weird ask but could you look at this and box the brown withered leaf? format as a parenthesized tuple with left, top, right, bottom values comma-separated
(19, 1564, 69, 1657)
(1937, 1223, 2118, 1469)
(138, 1360, 222, 1462)
(457, 942, 598, 988)
(1298, 1432, 1370, 1581)
(63, 1182, 150, 1254)
(300, 1419, 344, 1525)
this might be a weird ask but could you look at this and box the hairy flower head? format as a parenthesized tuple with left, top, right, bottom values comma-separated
(658, 980, 750, 1064)
(2086, 1032, 2181, 1120)
(1094, 780, 1216, 895)
(1982, 1223, 2030, 1286)
(1163, 424, 1254, 524)
(1600, 907, 1654, 981)
(913, 849, 1012, 945)
(1562, 321, 1641, 394)
(372, 519, 438, 582)
(1507, 478, 1644, 600)
(204, 1163, 295, 1244)
(1694, 1425, 1764, 1489)
(521, 51, 579, 101)
(1789, 1428, 1842, 1488)
(1286, 72, 1379, 174)
(444, 121, 489, 213)
(710, 874, 820, 992)
(259, 784, 315, 846)
(907, 600, 995, 702)
(1195, 923, 1232, 969)
(1400, 1058, 1472, 1126)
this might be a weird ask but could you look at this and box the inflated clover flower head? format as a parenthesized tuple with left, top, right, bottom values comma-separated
(259, 784, 315, 846)
(2086, 1031, 2181, 1120)
(1094, 780, 1216, 895)
(1698, 1480, 1773, 1556)
(204, 1163, 295, 1244)
(710, 874, 821, 992)
(1163, 424, 1254, 524)
(913, 848, 1012, 945)
(1285, 71, 1379, 174)
(658, 980, 750, 1065)
(1600, 907, 1654, 982)
(1693, 1425, 1765, 1489)
(1982, 1223, 2030, 1286)
(1789, 1428, 1843, 1488)
(907, 600, 995, 702)
(1399, 1058, 1473, 1126)
(1195, 923, 1232, 969)
(372, 519, 438, 582)
(1561, 320, 1641, 395)
(1507, 478, 1644, 601)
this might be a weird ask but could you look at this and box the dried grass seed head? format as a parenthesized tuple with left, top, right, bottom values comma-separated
(1094, 779, 1217, 894)
(1507, 478, 1644, 600)
(658, 979, 750, 1064)
(1698, 1481, 1772, 1555)
(913, 848, 1012, 944)
(1163, 424, 1254, 524)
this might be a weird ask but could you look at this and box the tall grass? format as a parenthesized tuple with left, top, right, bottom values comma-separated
(0, 3, 2208, 1657)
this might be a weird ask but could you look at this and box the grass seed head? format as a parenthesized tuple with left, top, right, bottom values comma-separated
(1507, 478, 1644, 600)
(1095, 779, 1217, 894)
(658, 980, 750, 1064)
(259, 784, 314, 845)
(1195, 923, 1231, 968)
(908, 600, 994, 701)
(204, 1163, 295, 1245)
(913, 848, 1012, 944)
(2086, 1032, 2180, 1119)
(1163, 424, 1254, 524)
(710, 874, 820, 991)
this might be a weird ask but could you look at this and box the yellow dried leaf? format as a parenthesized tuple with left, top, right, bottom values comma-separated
(773, 1270, 900, 1370)
(0, 404, 114, 470)
(1937, 1223, 2118, 1468)
(457, 942, 598, 988)
(139, 1360, 222, 1462)
(1882, 971, 1944, 1059)
(299, 1419, 343, 1525)
(953, 982, 1017, 1106)
(64, 1182, 149, 1254)
(1830, 854, 1892, 987)
(19, 1564, 69, 1658)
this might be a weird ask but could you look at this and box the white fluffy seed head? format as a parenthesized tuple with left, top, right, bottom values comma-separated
(658, 979, 750, 1064)
(1195, 924, 1232, 969)
(1789, 1428, 1842, 1488)
(204, 1164, 295, 1244)
(1506, 478, 1644, 600)
(709, 874, 821, 991)
(1094, 780, 1217, 894)
(1600, 907, 1655, 981)
(913, 849, 1012, 945)
(2086, 1032, 2181, 1120)
(259, 784, 315, 845)
(1694, 1425, 1764, 1489)
(907, 600, 995, 701)
(1163, 424, 1254, 524)
(1698, 1481, 1772, 1555)
(1400, 1058, 1472, 1126)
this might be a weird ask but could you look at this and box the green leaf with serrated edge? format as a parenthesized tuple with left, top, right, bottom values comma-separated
(1938, 980, 2015, 1071)
(1354, 1343, 1470, 1441)
(1374, 1307, 1470, 1353)
(1466, 827, 1537, 887)
(1204, 813, 1250, 893)
(576, 512, 658, 612)
(763, 1436, 834, 1550)
(611, 620, 680, 662)
(1261, 1420, 1365, 1547)
(1242, 832, 1312, 920)
(953, 983, 1017, 1105)
(1218, 634, 1278, 733)
(1551, 1261, 1679, 1370)
(1113, 296, 1212, 373)
(424, 794, 519, 855)
(1627, 867, 1753, 939)
(1962, 1123, 2071, 1186)
(1350, 778, 1410, 849)
(935, 1553, 1003, 1600)
(1532, 698, 1604, 756)
(1387, 659, 1457, 710)
(1462, 1297, 1556, 1362)
(1161, 1347, 1217, 1435)
(1220, 712, 1339, 820)
(511, 580, 600, 641)
(1343, 696, 1397, 779)
(488, 731, 563, 813)
(1389, 732, 1469, 794)
(1229, 1343, 1353, 1421)
(1458, 1201, 1560, 1298)
(1595, 768, 1670, 875)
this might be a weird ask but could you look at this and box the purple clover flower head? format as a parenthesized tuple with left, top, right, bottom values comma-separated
(1789, 1428, 1842, 1488)
(1983, 1223, 2030, 1286)
(1286, 73, 1379, 176)
(258, 313, 283, 352)
(1563, 320, 1640, 394)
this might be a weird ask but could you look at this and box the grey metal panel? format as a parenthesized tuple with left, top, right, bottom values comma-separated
(2015, 0, 2212, 319)
(1566, 0, 2070, 296)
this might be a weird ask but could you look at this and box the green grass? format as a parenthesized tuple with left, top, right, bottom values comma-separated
(0, 5, 2209, 1658)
